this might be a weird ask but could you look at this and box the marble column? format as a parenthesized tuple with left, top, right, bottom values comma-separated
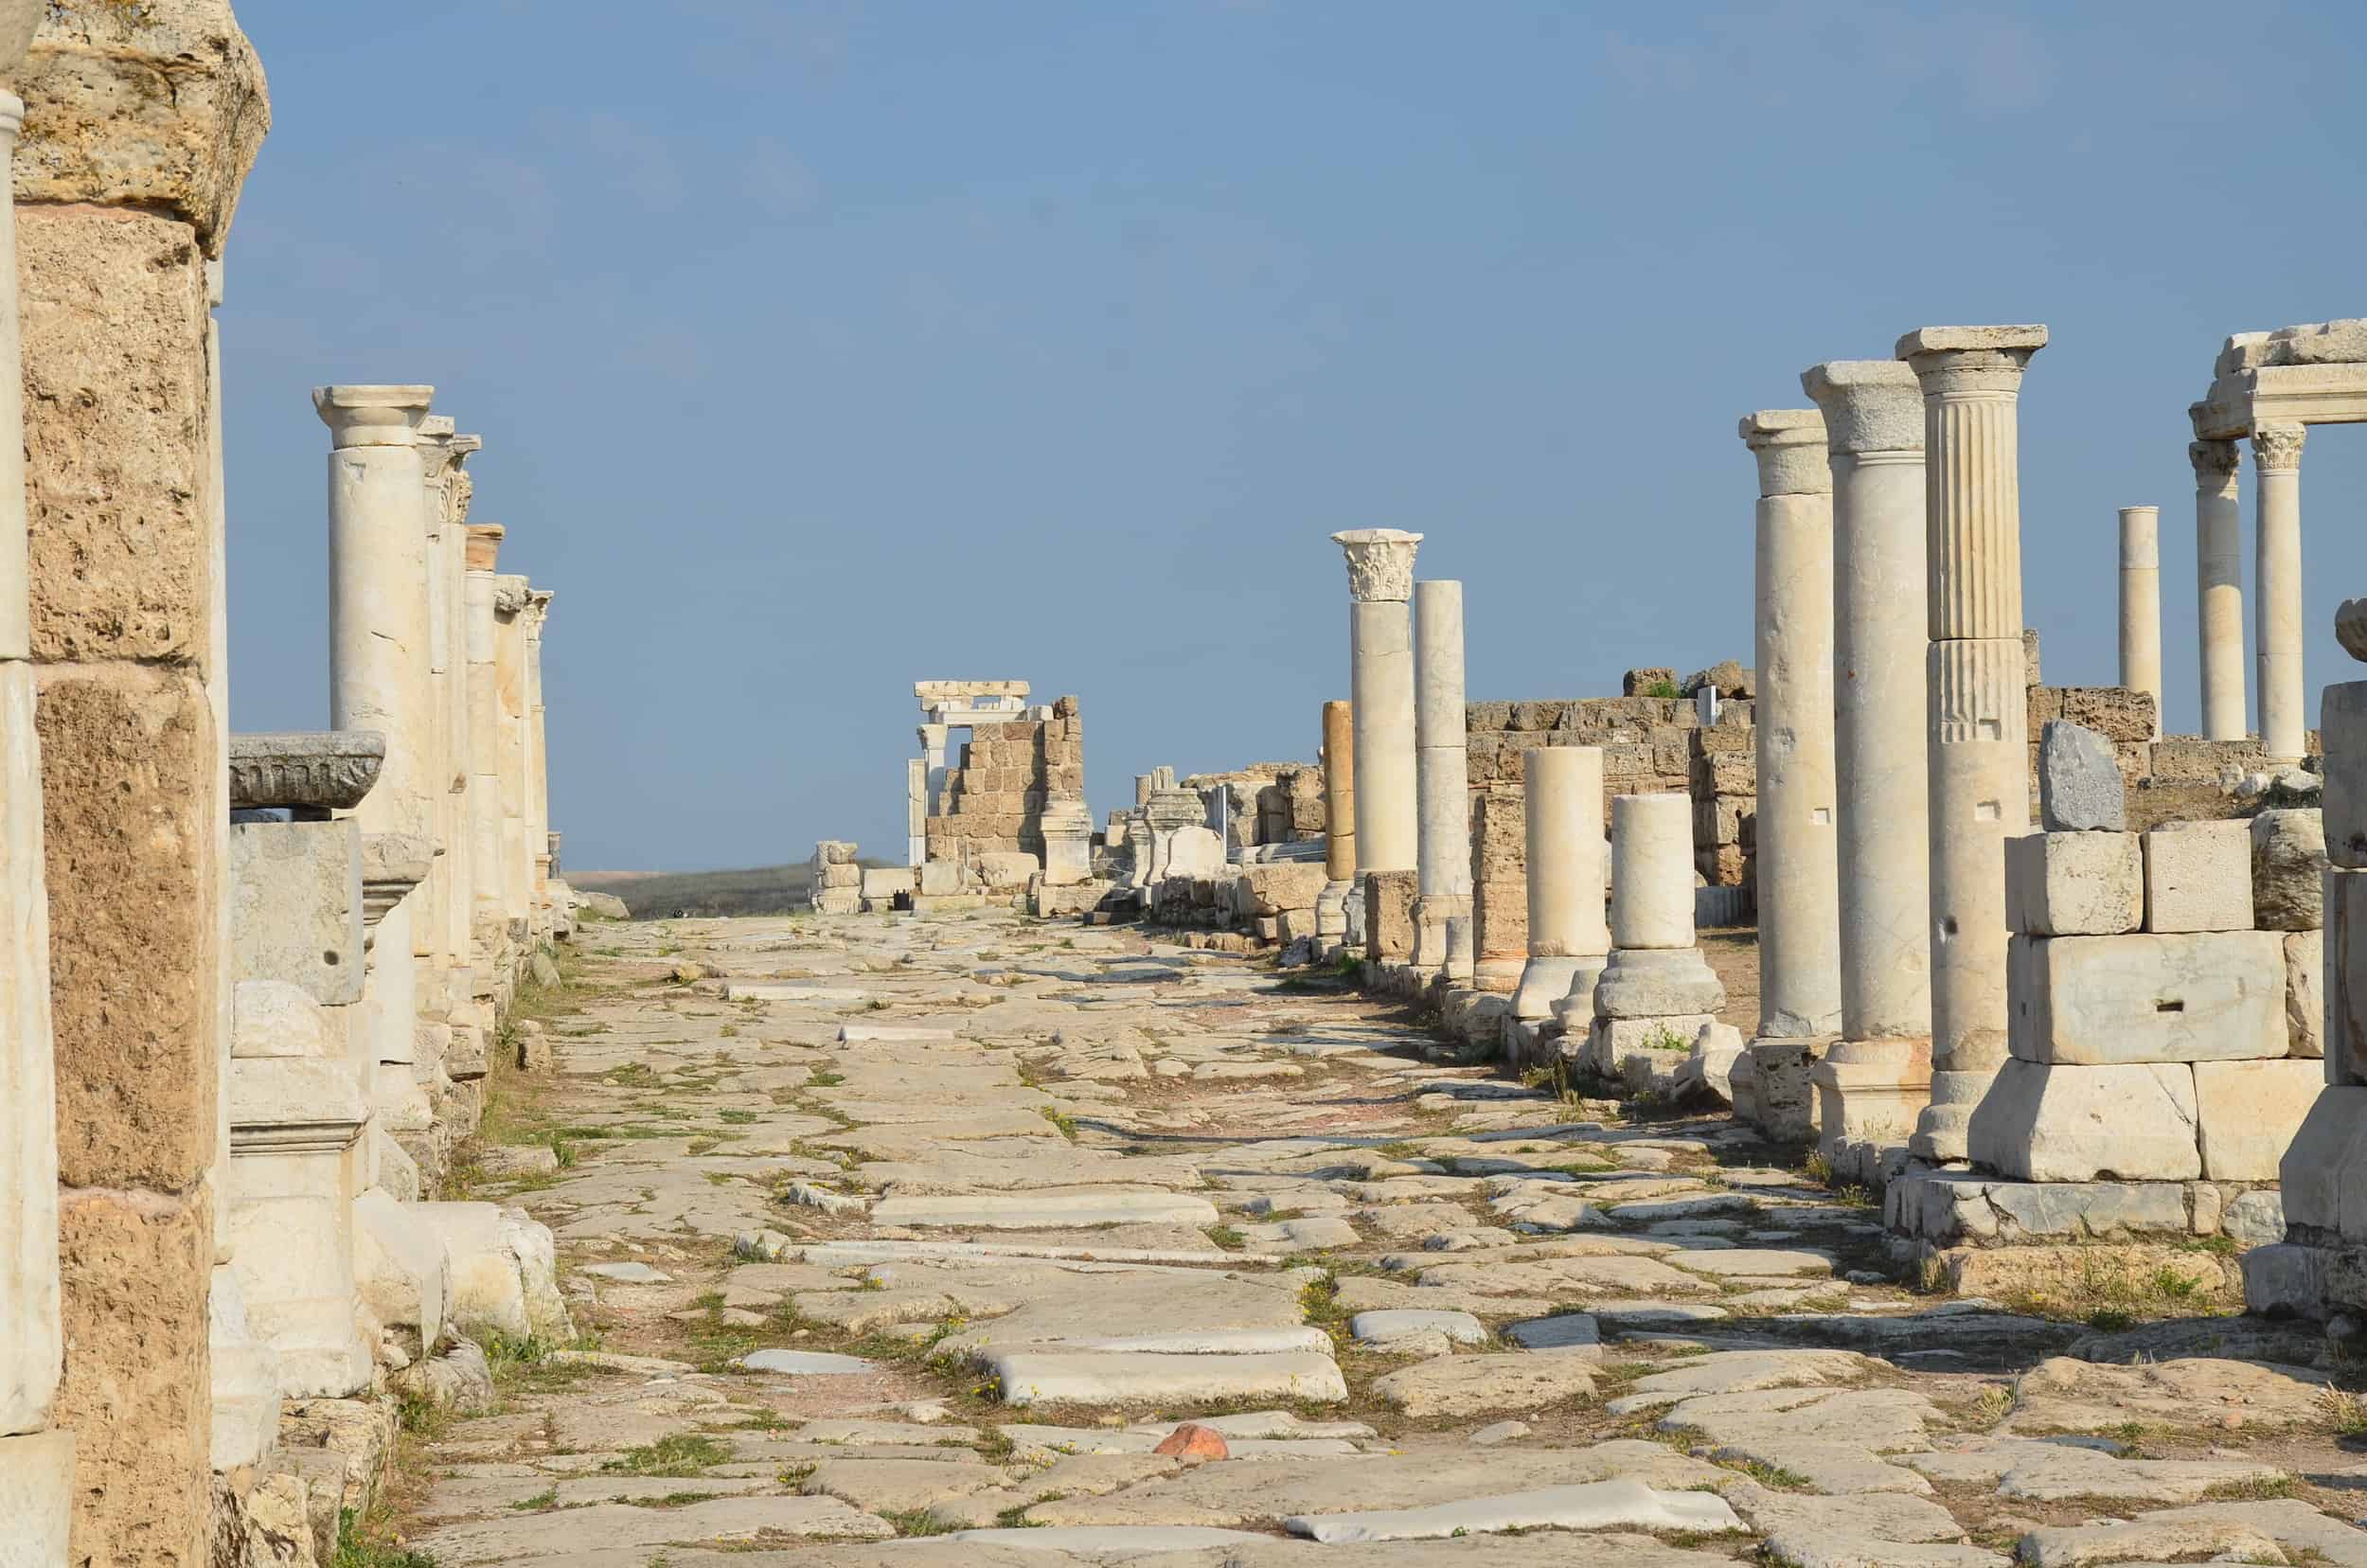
(525, 588, 555, 932)
(2255, 424, 2307, 761)
(321, 385, 439, 1151)
(1803, 359, 1931, 1174)
(496, 574, 533, 936)
(465, 526, 507, 985)
(427, 426, 481, 1016)
(1740, 410, 1842, 1042)
(1315, 698, 1356, 944)
(1514, 744, 1608, 1019)
(1412, 579, 1471, 976)
(2192, 437, 2246, 741)
(2118, 506, 2163, 739)
(1898, 325, 2045, 1163)
(1333, 529, 1421, 913)
(1610, 793, 1696, 950)
(0, 36, 66, 1522)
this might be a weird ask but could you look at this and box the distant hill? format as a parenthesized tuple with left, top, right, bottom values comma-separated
(568, 863, 827, 919)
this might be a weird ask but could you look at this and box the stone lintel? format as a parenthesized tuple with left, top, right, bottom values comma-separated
(227, 730, 384, 812)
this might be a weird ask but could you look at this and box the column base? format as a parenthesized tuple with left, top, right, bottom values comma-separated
(1471, 954, 1525, 994)
(1410, 892, 1469, 973)
(1313, 880, 1351, 940)
(1812, 1036, 1932, 1184)
(1513, 955, 1587, 1021)
(1909, 1069, 1998, 1162)
(1549, 956, 1610, 1032)
(1442, 911, 1475, 984)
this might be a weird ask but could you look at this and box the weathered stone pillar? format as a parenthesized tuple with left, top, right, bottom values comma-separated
(496, 573, 532, 937)
(321, 385, 439, 1159)
(1315, 698, 1356, 944)
(1803, 360, 1931, 1176)
(0, 4, 66, 1537)
(421, 422, 481, 1022)
(1514, 745, 1608, 1019)
(2192, 437, 2246, 741)
(1740, 409, 1842, 1042)
(1899, 325, 2045, 1162)
(19, 1, 267, 1554)
(2119, 506, 2163, 739)
(1610, 793, 1695, 950)
(1333, 530, 1420, 893)
(525, 588, 554, 933)
(1412, 579, 1470, 975)
(2254, 424, 2307, 761)
(464, 526, 507, 983)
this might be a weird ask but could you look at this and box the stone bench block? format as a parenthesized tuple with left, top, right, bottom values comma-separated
(1967, 1059, 2198, 1183)
(2007, 930, 2286, 1065)
(2006, 830, 2142, 935)
(2143, 821, 2254, 932)
(410, 1201, 573, 1346)
(1885, 1169, 2191, 1245)
(229, 818, 364, 1006)
(2194, 1060, 2321, 1181)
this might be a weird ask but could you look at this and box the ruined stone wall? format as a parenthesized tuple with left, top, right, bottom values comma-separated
(925, 694, 1082, 865)
(1181, 762, 1324, 854)
(17, 2, 269, 1558)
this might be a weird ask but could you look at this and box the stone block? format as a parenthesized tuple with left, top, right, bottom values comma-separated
(55, 1186, 212, 1567)
(2275, 1086, 2367, 1234)
(1362, 869, 1417, 961)
(1241, 862, 1326, 916)
(1623, 667, 1677, 697)
(2329, 869, 2367, 1086)
(2326, 682, 2367, 866)
(2194, 1060, 2323, 1181)
(2038, 721, 2126, 830)
(1887, 1171, 2190, 1245)
(2148, 737, 2269, 785)
(229, 819, 363, 1006)
(2287, 931, 2323, 1060)
(917, 862, 970, 897)
(1465, 700, 1511, 733)
(2057, 686, 2158, 742)
(1967, 1059, 2199, 1182)
(2004, 830, 2141, 935)
(2143, 821, 2254, 932)
(2008, 930, 2285, 1065)
(2252, 809, 2327, 930)
(39, 666, 217, 1190)
(859, 866, 915, 899)
(1593, 946, 1724, 1020)
(1741, 1037, 1821, 1143)
(410, 1202, 573, 1346)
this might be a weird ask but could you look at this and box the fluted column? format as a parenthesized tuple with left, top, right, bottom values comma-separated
(1514, 745, 1608, 1018)
(1803, 360, 1931, 1170)
(2192, 437, 2245, 741)
(1740, 409, 1841, 1042)
(1315, 698, 1356, 944)
(2254, 424, 2307, 761)
(1898, 325, 2045, 1162)
(2118, 506, 2163, 739)
(1333, 529, 1421, 885)
(1412, 579, 1470, 975)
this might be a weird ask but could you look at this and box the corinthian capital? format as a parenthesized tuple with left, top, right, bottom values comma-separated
(1331, 528, 1423, 602)
(2252, 423, 2306, 472)
(2188, 439, 2239, 486)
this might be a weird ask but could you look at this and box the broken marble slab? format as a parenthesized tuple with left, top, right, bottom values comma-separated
(1283, 1478, 1744, 1543)
(984, 1347, 1349, 1408)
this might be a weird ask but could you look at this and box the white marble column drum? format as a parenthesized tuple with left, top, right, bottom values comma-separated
(2192, 437, 2246, 741)
(320, 384, 438, 1132)
(1802, 359, 1931, 1171)
(0, 64, 62, 1474)
(2254, 424, 2307, 761)
(1610, 793, 1695, 951)
(1315, 698, 1356, 943)
(2118, 506, 2164, 739)
(1412, 579, 1471, 975)
(1740, 409, 1842, 1042)
(1515, 744, 1608, 1019)
(1333, 529, 1421, 884)
(1897, 325, 2045, 1162)
(465, 526, 507, 960)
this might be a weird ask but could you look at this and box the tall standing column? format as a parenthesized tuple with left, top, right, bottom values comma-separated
(1802, 361, 1931, 1173)
(2118, 506, 2163, 739)
(1412, 579, 1470, 975)
(1333, 529, 1421, 885)
(0, 27, 70, 1538)
(465, 526, 507, 972)
(2254, 424, 2307, 761)
(495, 573, 533, 938)
(525, 589, 555, 931)
(1514, 745, 1608, 1018)
(1740, 410, 1842, 1042)
(1315, 698, 1356, 945)
(2193, 437, 2246, 740)
(1898, 325, 2046, 1163)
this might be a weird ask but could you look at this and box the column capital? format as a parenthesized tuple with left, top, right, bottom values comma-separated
(2252, 422, 2306, 472)
(1895, 324, 2048, 395)
(313, 384, 432, 449)
(493, 575, 530, 616)
(464, 523, 505, 572)
(1801, 359, 1922, 455)
(1332, 528, 1422, 602)
(525, 588, 555, 637)
(1738, 408, 1830, 496)
(2189, 438, 2240, 487)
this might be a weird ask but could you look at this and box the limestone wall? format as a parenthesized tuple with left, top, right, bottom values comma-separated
(924, 693, 1082, 865)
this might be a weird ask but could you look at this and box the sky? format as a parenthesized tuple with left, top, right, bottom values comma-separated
(222, 0, 2367, 872)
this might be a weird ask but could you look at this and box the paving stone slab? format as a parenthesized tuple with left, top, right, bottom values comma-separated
(1372, 1351, 1597, 1417)
(411, 1497, 895, 1563)
(1283, 1477, 1743, 1543)
(986, 1348, 1347, 1408)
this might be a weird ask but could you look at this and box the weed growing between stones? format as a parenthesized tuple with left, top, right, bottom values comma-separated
(600, 1434, 732, 1478)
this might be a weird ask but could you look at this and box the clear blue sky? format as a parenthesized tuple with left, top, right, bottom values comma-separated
(222, 1, 2367, 872)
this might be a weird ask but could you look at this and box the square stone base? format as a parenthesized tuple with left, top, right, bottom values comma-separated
(1812, 1039, 1931, 1185)
(1579, 1014, 1712, 1097)
(1738, 1037, 1826, 1144)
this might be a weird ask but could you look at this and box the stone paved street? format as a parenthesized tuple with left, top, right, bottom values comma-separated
(399, 909, 2367, 1565)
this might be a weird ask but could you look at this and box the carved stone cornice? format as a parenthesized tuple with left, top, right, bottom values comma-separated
(1331, 528, 1423, 602)
(229, 731, 384, 813)
(359, 832, 434, 949)
(2252, 423, 2306, 472)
